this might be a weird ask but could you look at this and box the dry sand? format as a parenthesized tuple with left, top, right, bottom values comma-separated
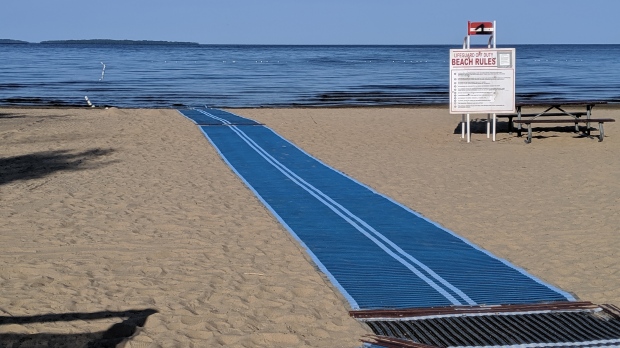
(1, 106, 618, 347)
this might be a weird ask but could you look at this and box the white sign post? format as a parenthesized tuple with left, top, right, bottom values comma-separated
(451, 21, 516, 142)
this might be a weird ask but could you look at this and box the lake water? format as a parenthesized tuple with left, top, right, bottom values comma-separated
(0, 44, 619, 108)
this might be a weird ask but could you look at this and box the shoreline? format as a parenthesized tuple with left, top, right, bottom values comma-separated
(1, 102, 619, 110)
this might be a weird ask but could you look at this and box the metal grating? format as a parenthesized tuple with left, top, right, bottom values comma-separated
(360, 304, 620, 348)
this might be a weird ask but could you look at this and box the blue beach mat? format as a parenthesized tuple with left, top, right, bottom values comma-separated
(179, 108, 575, 310)
(181, 108, 261, 126)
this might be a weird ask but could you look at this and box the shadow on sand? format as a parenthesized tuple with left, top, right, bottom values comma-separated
(0, 309, 158, 348)
(0, 148, 117, 186)
(453, 119, 513, 135)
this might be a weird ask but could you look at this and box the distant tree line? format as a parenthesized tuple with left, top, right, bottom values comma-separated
(0, 39, 202, 45)
(39, 39, 200, 46)
(0, 39, 30, 44)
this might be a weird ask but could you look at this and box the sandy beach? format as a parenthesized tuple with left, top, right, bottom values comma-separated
(1, 106, 618, 347)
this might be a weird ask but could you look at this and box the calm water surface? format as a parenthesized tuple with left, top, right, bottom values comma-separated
(0, 44, 619, 108)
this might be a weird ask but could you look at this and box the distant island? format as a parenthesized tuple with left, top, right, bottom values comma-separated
(39, 39, 200, 46)
(0, 39, 30, 44)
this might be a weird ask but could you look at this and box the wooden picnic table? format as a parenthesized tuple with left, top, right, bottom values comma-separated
(497, 100, 608, 136)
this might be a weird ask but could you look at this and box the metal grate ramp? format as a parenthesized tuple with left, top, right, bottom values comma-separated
(357, 303, 620, 348)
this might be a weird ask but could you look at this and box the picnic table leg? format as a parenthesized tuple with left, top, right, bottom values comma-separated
(573, 116, 579, 133)
(599, 122, 605, 142)
(525, 123, 532, 144)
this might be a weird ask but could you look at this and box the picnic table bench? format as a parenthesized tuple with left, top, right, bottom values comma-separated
(513, 118, 615, 143)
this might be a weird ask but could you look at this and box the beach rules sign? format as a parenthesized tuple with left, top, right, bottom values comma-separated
(449, 48, 516, 114)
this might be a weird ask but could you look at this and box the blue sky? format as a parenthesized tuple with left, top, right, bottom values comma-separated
(2, 0, 619, 44)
